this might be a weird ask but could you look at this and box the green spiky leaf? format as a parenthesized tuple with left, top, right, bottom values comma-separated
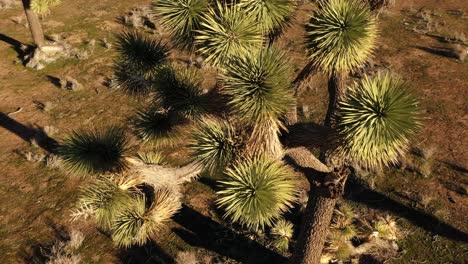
(133, 108, 184, 147)
(195, 2, 263, 68)
(136, 151, 165, 165)
(111, 188, 181, 247)
(152, 0, 208, 50)
(307, 0, 377, 73)
(338, 72, 422, 169)
(271, 219, 294, 254)
(115, 30, 169, 78)
(77, 178, 134, 231)
(238, 0, 295, 38)
(111, 62, 155, 96)
(58, 127, 129, 175)
(222, 47, 294, 124)
(154, 65, 207, 120)
(189, 118, 243, 174)
(217, 157, 299, 231)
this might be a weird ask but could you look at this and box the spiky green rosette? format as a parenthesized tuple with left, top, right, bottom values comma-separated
(217, 157, 299, 231)
(195, 2, 263, 68)
(30, 0, 62, 14)
(111, 188, 181, 247)
(271, 219, 294, 254)
(76, 178, 134, 231)
(58, 127, 129, 175)
(189, 118, 242, 174)
(152, 0, 208, 50)
(338, 72, 422, 169)
(222, 47, 294, 124)
(154, 65, 206, 120)
(238, 0, 295, 37)
(115, 30, 169, 78)
(133, 108, 183, 147)
(112, 31, 169, 95)
(306, 0, 377, 73)
(222, 47, 293, 158)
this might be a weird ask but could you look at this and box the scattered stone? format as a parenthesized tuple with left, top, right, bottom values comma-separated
(122, 7, 157, 30)
(102, 38, 112, 50)
(87, 39, 96, 47)
(43, 126, 58, 137)
(0, 0, 18, 9)
(60, 76, 84, 91)
(76, 50, 89, 60)
(10, 15, 24, 24)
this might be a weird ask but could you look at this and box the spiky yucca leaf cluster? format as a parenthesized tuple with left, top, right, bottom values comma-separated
(307, 0, 377, 73)
(75, 177, 181, 247)
(189, 118, 242, 174)
(77, 178, 134, 231)
(238, 0, 295, 37)
(271, 219, 294, 254)
(152, 0, 208, 49)
(136, 151, 165, 165)
(217, 157, 299, 231)
(155, 65, 206, 120)
(112, 63, 155, 95)
(112, 31, 169, 95)
(59, 127, 129, 175)
(338, 73, 422, 169)
(111, 188, 181, 247)
(222, 47, 294, 125)
(133, 108, 183, 147)
(115, 30, 169, 78)
(30, 0, 62, 14)
(195, 2, 263, 67)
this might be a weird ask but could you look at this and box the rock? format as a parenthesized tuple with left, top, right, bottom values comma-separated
(60, 76, 83, 91)
(40, 45, 64, 54)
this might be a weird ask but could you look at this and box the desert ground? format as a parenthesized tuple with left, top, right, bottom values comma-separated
(0, 0, 467, 263)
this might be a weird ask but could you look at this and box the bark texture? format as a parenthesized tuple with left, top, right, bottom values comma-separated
(292, 71, 348, 264)
(21, 0, 45, 47)
(293, 192, 338, 264)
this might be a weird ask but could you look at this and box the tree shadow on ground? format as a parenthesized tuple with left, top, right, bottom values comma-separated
(0, 113, 58, 153)
(118, 241, 174, 264)
(0, 33, 32, 61)
(172, 205, 286, 264)
(345, 176, 468, 243)
(414, 46, 459, 59)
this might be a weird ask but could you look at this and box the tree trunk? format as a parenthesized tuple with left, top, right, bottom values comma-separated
(21, 0, 45, 47)
(324, 71, 345, 127)
(292, 71, 347, 264)
(293, 192, 338, 264)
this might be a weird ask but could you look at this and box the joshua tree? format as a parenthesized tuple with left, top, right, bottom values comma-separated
(293, 71, 421, 263)
(21, 0, 61, 48)
(108, 0, 421, 260)
(291, 1, 379, 262)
